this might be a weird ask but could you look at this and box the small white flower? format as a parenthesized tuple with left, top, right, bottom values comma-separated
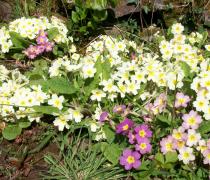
(68, 108, 83, 123)
(53, 115, 70, 131)
(48, 94, 64, 110)
(178, 147, 195, 164)
(186, 129, 201, 147)
(90, 89, 106, 102)
(171, 23, 184, 35)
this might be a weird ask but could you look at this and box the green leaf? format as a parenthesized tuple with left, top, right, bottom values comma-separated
(179, 61, 191, 77)
(19, 122, 31, 129)
(102, 60, 111, 80)
(32, 106, 60, 115)
(9, 31, 30, 49)
(103, 143, 122, 165)
(103, 125, 115, 144)
(2, 125, 22, 140)
(46, 77, 77, 94)
(165, 152, 178, 164)
(198, 121, 210, 135)
(47, 27, 60, 41)
(155, 153, 164, 164)
(86, 0, 108, 10)
(72, 11, 80, 23)
(92, 10, 108, 22)
(156, 115, 171, 125)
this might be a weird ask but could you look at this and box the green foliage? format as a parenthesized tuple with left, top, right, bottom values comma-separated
(2, 121, 31, 140)
(43, 132, 125, 179)
(69, 0, 117, 35)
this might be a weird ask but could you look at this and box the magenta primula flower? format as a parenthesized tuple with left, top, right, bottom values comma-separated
(135, 138, 152, 154)
(128, 131, 136, 144)
(99, 111, 108, 122)
(113, 105, 126, 114)
(119, 149, 141, 170)
(116, 118, 134, 135)
(134, 124, 152, 141)
(160, 135, 175, 154)
(182, 110, 202, 130)
(175, 92, 190, 108)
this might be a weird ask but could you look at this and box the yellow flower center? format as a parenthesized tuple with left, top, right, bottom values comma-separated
(140, 143, 147, 150)
(127, 156, 135, 164)
(188, 117, 196, 125)
(123, 124, 129, 131)
(183, 152, 190, 159)
(166, 143, 173, 151)
(139, 130, 146, 137)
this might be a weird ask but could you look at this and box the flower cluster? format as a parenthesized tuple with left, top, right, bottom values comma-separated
(160, 109, 210, 165)
(0, 16, 71, 55)
(0, 66, 84, 129)
(117, 117, 152, 170)
(9, 16, 69, 43)
(0, 27, 12, 53)
(23, 30, 54, 59)
(191, 62, 210, 120)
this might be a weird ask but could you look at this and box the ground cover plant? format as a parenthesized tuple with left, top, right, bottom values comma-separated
(0, 2, 210, 179)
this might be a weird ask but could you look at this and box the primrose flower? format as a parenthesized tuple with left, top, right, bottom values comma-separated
(48, 94, 64, 110)
(171, 23, 184, 35)
(53, 115, 70, 131)
(134, 124, 152, 140)
(90, 89, 106, 102)
(153, 93, 167, 113)
(45, 42, 54, 52)
(116, 118, 134, 135)
(175, 92, 190, 108)
(182, 110, 202, 130)
(196, 140, 207, 153)
(99, 111, 108, 122)
(178, 147, 195, 164)
(186, 129, 201, 147)
(135, 138, 152, 154)
(36, 35, 48, 45)
(202, 149, 210, 165)
(68, 108, 84, 123)
(172, 127, 186, 141)
(160, 135, 175, 154)
(128, 131, 136, 144)
(119, 149, 141, 170)
(113, 105, 126, 114)
(205, 44, 210, 51)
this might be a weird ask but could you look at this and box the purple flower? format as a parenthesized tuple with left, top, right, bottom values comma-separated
(45, 42, 54, 52)
(99, 111, 108, 122)
(113, 105, 126, 114)
(175, 92, 190, 108)
(153, 93, 167, 113)
(37, 44, 46, 54)
(135, 138, 152, 154)
(36, 35, 48, 45)
(134, 124, 152, 141)
(119, 149, 141, 170)
(128, 131, 136, 144)
(38, 30, 47, 37)
(116, 118, 134, 135)
(23, 45, 38, 59)
(182, 110, 202, 130)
